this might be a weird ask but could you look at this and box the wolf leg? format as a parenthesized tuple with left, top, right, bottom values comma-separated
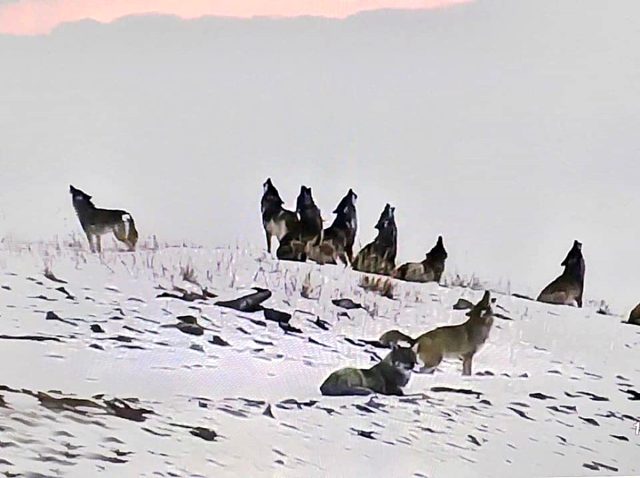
(339, 251, 349, 266)
(320, 383, 372, 396)
(346, 246, 354, 264)
(85, 232, 96, 253)
(462, 353, 474, 376)
(95, 235, 102, 253)
(385, 386, 404, 396)
(265, 230, 272, 253)
(417, 347, 442, 374)
(113, 224, 128, 249)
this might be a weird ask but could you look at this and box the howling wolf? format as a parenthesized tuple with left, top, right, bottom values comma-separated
(69, 185, 138, 252)
(260, 178, 298, 253)
(537, 240, 585, 307)
(276, 186, 323, 262)
(393, 235, 448, 283)
(306, 188, 358, 265)
(352, 203, 397, 275)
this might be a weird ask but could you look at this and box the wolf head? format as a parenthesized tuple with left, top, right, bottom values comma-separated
(296, 186, 316, 212)
(333, 188, 357, 215)
(69, 185, 95, 209)
(466, 290, 494, 321)
(262, 178, 283, 205)
(425, 235, 448, 262)
(375, 203, 395, 231)
(560, 240, 585, 280)
(561, 240, 583, 266)
(385, 346, 417, 373)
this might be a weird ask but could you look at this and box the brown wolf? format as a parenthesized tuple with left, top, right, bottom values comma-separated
(352, 203, 397, 275)
(306, 188, 358, 265)
(69, 185, 138, 252)
(393, 235, 448, 283)
(411, 291, 494, 376)
(537, 240, 585, 307)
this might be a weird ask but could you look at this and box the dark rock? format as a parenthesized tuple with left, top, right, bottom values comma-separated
(189, 427, 217, 441)
(177, 315, 198, 325)
(453, 298, 474, 310)
(278, 322, 302, 334)
(176, 323, 204, 336)
(209, 335, 230, 347)
(263, 308, 291, 323)
(215, 288, 271, 312)
(332, 298, 363, 310)
(263, 404, 275, 419)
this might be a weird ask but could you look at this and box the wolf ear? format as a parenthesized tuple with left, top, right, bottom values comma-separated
(468, 291, 491, 316)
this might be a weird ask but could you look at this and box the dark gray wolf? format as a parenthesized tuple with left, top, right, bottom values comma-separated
(260, 178, 298, 253)
(537, 240, 585, 307)
(320, 346, 416, 396)
(276, 186, 323, 262)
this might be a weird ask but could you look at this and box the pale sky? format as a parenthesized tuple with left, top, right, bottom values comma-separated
(0, 0, 639, 313)
(0, 0, 467, 35)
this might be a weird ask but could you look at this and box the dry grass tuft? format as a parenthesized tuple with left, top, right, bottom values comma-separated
(359, 275, 395, 299)
(301, 271, 320, 300)
(180, 263, 199, 286)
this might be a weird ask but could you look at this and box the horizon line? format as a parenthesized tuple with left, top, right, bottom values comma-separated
(0, 0, 469, 36)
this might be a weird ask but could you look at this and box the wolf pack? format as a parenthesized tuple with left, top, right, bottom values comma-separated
(67, 181, 639, 397)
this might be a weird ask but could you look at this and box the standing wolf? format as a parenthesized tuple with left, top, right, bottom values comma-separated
(352, 203, 397, 275)
(379, 291, 494, 376)
(537, 240, 585, 307)
(276, 186, 323, 262)
(69, 185, 138, 252)
(306, 188, 358, 265)
(260, 178, 298, 253)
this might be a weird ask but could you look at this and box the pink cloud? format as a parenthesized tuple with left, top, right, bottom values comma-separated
(0, 0, 467, 35)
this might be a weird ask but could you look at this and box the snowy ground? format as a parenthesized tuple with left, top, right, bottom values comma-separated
(0, 240, 638, 477)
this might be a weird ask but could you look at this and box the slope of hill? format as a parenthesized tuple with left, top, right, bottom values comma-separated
(0, 242, 637, 477)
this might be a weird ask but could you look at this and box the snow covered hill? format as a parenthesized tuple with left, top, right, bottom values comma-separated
(0, 241, 637, 477)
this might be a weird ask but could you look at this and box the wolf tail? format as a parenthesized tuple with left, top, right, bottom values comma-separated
(122, 214, 138, 250)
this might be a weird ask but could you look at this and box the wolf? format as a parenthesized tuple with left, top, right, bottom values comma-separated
(69, 185, 138, 253)
(629, 303, 640, 326)
(319, 346, 417, 396)
(537, 240, 585, 307)
(276, 186, 323, 262)
(306, 188, 358, 265)
(260, 178, 298, 253)
(380, 291, 494, 376)
(352, 203, 397, 275)
(393, 235, 448, 283)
